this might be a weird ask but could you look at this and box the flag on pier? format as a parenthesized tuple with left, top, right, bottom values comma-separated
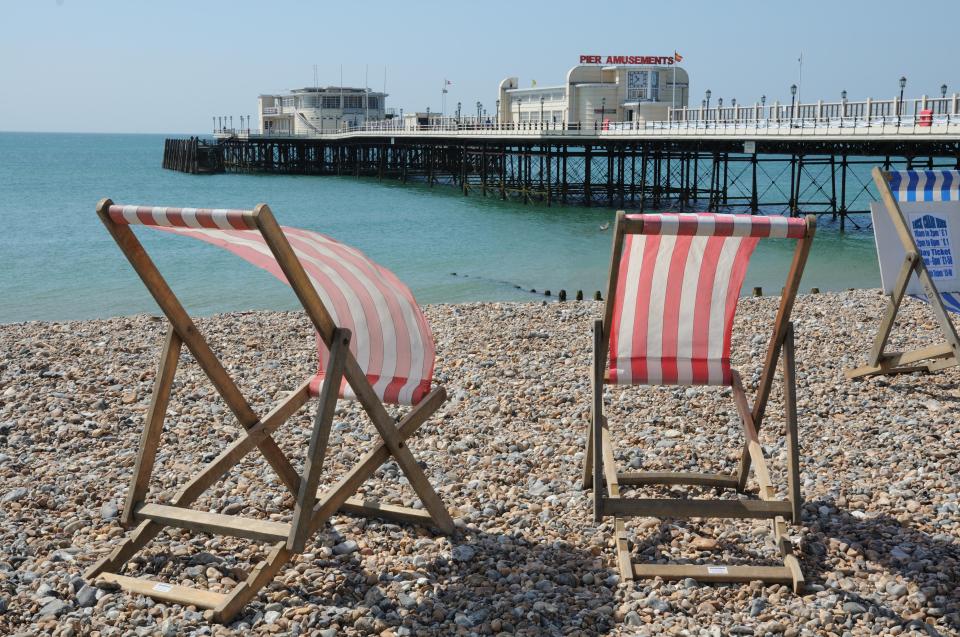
(674, 51, 684, 62)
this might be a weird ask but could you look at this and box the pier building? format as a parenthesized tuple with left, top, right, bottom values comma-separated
(258, 87, 387, 135)
(499, 62, 689, 126)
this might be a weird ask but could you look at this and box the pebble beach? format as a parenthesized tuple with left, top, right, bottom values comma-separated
(0, 290, 957, 636)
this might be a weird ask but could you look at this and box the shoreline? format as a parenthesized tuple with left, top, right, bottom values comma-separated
(0, 291, 957, 635)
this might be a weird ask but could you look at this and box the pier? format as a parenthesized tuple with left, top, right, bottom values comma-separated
(165, 96, 960, 226)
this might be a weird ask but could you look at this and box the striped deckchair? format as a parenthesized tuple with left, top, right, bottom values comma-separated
(583, 211, 816, 590)
(846, 168, 960, 378)
(85, 200, 454, 622)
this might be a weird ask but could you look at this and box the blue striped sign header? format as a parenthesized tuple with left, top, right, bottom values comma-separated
(888, 170, 960, 202)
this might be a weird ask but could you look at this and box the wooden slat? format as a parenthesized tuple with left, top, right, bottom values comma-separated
(96, 572, 227, 610)
(844, 362, 930, 379)
(601, 212, 627, 343)
(732, 371, 775, 498)
(631, 563, 794, 585)
(599, 420, 632, 580)
(604, 497, 793, 519)
(288, 329, 348, 552)
(136, 504, 289, 543)
(883, 342, 955, 366)
(618, 471, 739, 489)
(84, 520, 160, 579)
(783, 554, 805, 592)
(750, 214, 816, 428)
(122, 326, 182, 527)
(339, 497, 434, 526)
(782, 325, 802, 522)
(592, 319, 605, 523)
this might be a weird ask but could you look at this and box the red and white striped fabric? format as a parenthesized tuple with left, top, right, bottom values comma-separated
(108, 205, 257, 230)
(109, 205, 434, 406)
(608, 213, 807, 386)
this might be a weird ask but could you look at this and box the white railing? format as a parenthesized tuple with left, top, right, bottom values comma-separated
(212, 113, 960, 141)
(670, 95, 960, 123)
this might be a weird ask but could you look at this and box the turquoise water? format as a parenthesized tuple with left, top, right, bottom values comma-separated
(0, 132, 881, 324)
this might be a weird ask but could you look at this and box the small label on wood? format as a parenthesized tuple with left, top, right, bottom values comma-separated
(707, 566, 728, 575)
(152, 583, 173, 593)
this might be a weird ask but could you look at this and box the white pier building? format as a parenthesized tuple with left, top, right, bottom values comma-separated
(258, 87, 387, 135)
(499, 59, 689, 126)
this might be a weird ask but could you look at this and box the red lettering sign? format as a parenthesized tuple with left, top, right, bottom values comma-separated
(579, 55, 675, 65)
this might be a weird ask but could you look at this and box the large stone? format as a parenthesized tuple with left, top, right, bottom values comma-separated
(691, 536, 719, 551)
(38, 599, 69, 619)
(99, 501, 119, 520)
(2, 488, 27, 503)
(332, 540, 358, 556)
(76, 584, 97, 608)
(451, 545, 476, 562)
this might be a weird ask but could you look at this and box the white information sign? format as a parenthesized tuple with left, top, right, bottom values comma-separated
(871, 200, 960, 296)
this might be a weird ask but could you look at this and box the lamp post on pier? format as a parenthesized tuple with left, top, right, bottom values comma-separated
(540, 96, 544, 129)
(731, 98, 736, 122)
(841, 90, 847, 117)
(476, 101, 482, 122)
(761, 94, 766, 120)
(717, 97, 722, 123)
(898, 76, 907, 128)
(705, 89, 711, 120)
(600, 97, 606, 130)
(456, 101, 461, 123)
(941, 84, 948, 98)
(495, 99, 500, 125)
(790, 84, 797, 124)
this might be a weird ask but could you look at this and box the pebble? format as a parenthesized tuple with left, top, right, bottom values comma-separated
(75, 585, 97, 608)
(332, 540, 358, 555)
(0, 294, 957, 635)
(451, 545, 476, 562)
(99, 501, 119, 520)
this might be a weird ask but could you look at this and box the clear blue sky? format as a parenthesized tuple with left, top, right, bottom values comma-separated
(2, 0, 956, 134)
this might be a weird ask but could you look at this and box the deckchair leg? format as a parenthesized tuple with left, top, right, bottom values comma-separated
(288, 329, 349, 553)
(85, 520, 162, 580)
(582, 321, 602, 491)
(591, 320, 605, 523)
(732, 371, 775, 500)
(869, 253, 917, 367)
(582, 416, 594, 490)
(213, 542, 291, 623)
(782, 325, 802, 523)
(122, 326, 182, 527)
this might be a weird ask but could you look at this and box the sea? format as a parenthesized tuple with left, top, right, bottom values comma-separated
(0, 132, 883, 324)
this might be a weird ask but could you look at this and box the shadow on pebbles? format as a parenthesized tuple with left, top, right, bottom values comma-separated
(0, 290, 957, 636)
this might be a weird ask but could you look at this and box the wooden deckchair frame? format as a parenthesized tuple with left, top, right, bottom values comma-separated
(84, 199, 454, 622)
(845, 167, 960, 379)
(582, 211, 815, 590)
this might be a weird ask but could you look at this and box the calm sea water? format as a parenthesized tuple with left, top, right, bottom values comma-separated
(0, 132, 881, 324)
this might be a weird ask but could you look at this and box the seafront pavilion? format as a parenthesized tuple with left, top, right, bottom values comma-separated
(167, 93, 960, 229)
